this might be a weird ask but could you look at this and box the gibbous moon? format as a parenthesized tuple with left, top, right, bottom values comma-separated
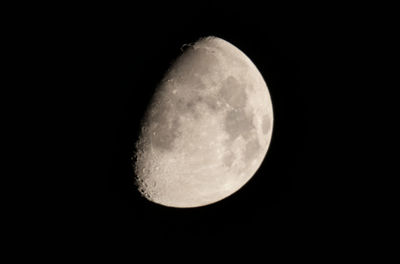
(134, 36, 273, 208)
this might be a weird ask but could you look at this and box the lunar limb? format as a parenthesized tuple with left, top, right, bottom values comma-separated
(134, 36, 273, 208)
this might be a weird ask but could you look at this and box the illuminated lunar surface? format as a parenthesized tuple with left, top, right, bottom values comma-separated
(134, 36, 273, 208)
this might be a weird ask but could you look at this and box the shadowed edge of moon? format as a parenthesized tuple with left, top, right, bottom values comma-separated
(134, 36, 273, 208)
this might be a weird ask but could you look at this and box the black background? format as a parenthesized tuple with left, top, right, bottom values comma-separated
(88, 7, 308, 234)
(49, 2, 384, 245)
(3, 1, 394, 257)
(93, 5, 323, 239)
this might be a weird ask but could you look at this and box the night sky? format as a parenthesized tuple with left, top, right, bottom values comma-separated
(62, 2, 375, 244)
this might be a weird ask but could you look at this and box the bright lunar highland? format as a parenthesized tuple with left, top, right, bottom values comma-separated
(134, 36, 273, 208)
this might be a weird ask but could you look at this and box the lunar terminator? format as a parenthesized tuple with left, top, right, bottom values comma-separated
(134, 36, 273, 208)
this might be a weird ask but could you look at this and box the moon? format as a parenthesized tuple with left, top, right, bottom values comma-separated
(134, 36, 273, 208)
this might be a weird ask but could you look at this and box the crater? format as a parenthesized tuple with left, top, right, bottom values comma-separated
(193, 94, 221, 112)
(180, 94, 223, 117)
(219, 76, 247, 109)
(150, 117, 180, 150)
(185, 95, 204, 111)
(148, 102, 181, 151)
(224, 109, 254, 140)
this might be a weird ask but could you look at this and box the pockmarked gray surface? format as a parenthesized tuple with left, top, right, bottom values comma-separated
(134, 36, 273, 208)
